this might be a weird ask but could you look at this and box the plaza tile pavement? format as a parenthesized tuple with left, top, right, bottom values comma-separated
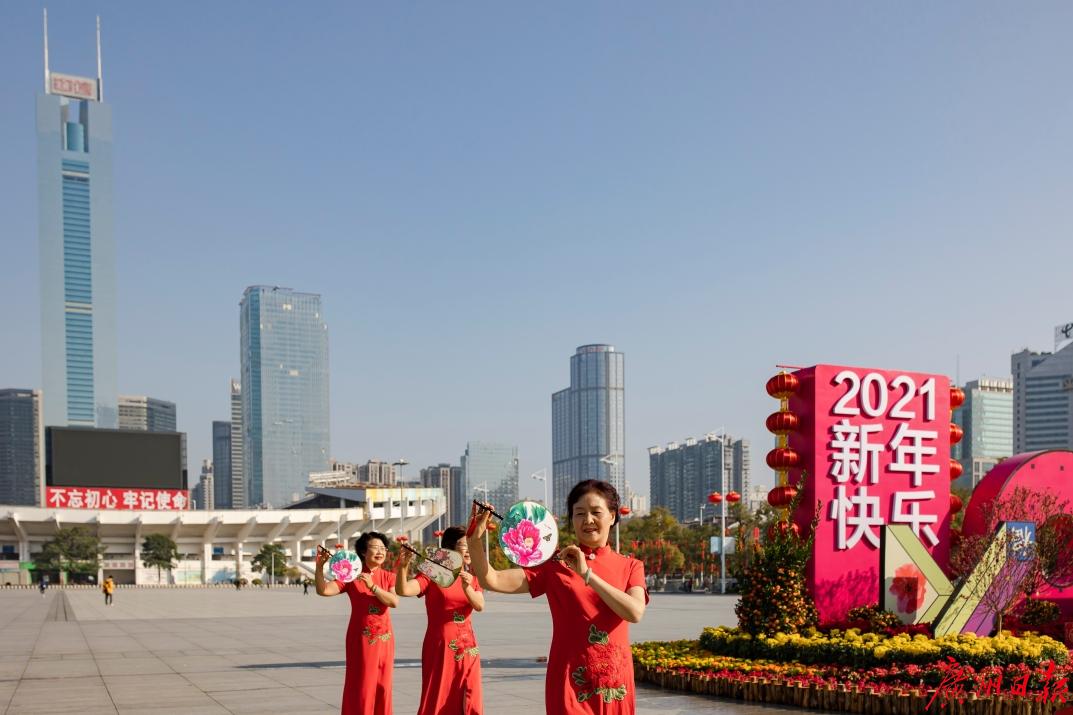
(0, 588, 806, 714)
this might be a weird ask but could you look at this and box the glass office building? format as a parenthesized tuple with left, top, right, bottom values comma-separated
(0, 389, 43, 506)
(37, 22, 116, 429)
(1012, 343, 1073, 454)
(551, 345, 625, 516)
(461, 442, 518, 514)
(952, 377, 1013, 489)
(212, 421, 232, 509)
(240, 287, 329, 508)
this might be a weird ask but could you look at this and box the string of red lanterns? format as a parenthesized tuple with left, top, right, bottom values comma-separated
(950, 385, 965, 484)
(765, 371, 801, 531)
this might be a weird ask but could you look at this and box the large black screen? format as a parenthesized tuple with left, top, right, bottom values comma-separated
(47, 427, 184, 489)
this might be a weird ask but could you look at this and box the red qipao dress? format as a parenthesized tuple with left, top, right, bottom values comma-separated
(523, 544, 648, 714)
(337, 568, 397, 715)
(413, 573, 484, 715)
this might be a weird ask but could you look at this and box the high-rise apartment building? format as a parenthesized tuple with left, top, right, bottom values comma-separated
(648, 433, 751, 523)
(952, 377, 1013, 489)
(551, 344, 625, 515)
(240, 287, 329, 507)
(1012, 343, 1073, 453)
(212, 421, 232, 509)
(358, 460, 397, 486)
(38, 14, 117, 429)
(0, 389, 44, 506)
(118, 395, 177, 432)
(229, 379, 245, 508)
(420, 463, 465, 543)
(462, 442, 518, 514)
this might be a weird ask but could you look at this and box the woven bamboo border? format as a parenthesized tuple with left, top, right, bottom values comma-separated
(634, 664, 1064, 715)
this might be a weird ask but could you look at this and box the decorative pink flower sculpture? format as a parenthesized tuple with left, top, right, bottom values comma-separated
(889, 563, 927, 613)
(502, 519, 543, 566)
(332, 559, 354, 582)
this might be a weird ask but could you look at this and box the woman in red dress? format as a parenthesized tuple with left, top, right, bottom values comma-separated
(316, 531, 399, 715)
(467, 480, 647, 714)
(395, 526, 485, 714)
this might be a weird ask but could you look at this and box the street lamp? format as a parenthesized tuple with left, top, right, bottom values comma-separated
(530, 469, 548, 507)
(708, 491, 741, 594)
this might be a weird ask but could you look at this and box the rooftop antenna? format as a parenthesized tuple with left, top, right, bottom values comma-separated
(43, 9, 50, 93)
(96, 15, 103, 101)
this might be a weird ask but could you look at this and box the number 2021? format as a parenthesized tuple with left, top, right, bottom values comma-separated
(832, 371, 936, 421)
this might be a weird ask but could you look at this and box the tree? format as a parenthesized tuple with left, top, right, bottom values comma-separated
(35, 526, 102, 584)
(949, 486, 1070, 633)
(252, 543, 289, 584)
(141, 534, 179, 583)
(733, 475, 820, 635)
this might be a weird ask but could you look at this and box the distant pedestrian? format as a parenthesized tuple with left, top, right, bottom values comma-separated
(39, 578, 47, 597)
(103, 576, 115, 606)
(303, 580, 310, 595)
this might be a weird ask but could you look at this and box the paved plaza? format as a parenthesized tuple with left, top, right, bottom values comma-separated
(0, 588, 805, 714)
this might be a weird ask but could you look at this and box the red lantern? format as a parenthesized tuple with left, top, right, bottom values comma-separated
(726, 491, 741, 503)
(950, 494, 963, 514)
(766, 447, 801, 470)
(395, 535, 408, 543)
(766, 372, 800, 400)
(619, 506, 631, 517)
(949, 459, 964, 480)
(707, 492, 723, 504)
(950, 386, 965, 409)
(765, 411, 800, 435)
(767, 485, 797, 509)
(949, 423, 963, 445)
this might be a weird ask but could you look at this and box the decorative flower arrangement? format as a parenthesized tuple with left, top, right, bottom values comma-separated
(698, 626, 1069, 669)
(632, 640, 1073, 697)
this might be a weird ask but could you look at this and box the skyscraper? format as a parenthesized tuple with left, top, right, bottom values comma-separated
(0, 389, 43, 506)
(648, 433, 751, 523)
(1012, 344, 1073, 453)
(38, 13, 116, 429)
(240, 287, 329, 508)
(118, 395, 177, 432)
(420, 463, 465, 543)
(551, 344, 625, 515)
(229, 379, 245, 508)
(212, 420, 232, 509)
(462, 442, 518, 513)
(952, 377, 1013, 489)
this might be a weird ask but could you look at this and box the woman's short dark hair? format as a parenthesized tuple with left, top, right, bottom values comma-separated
(354, 531, 389, 558)
(441, 526, 466, 549)
(566, 480, 621, 525)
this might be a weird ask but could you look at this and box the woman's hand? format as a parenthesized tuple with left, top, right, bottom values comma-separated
(459, 571, 474, 589)
(558, 545, 590, 579)
(358, 572, 374, 590)
(397, 548, 413, 571)
(467, 501, 493, 540)
(315, 546, 330, 569)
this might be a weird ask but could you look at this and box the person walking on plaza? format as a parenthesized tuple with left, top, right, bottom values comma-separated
(103, 576, 115, 606)
(303, 579, 310, 595)
(468, 480, 648, 714)
(39, 576, 47, 597)
(316, 532, 398, 715)
(395, 526, 485, 715)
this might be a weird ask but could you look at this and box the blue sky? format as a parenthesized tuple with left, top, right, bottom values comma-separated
(2, 2, 1072, 501)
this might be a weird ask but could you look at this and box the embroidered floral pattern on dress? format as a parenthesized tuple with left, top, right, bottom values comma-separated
(361, 626, 391, 645)
(448, 625, 480, 661)
(369, 605, 382, 615)
(571, 621, 628, 703)
(452, 610, 466, 624)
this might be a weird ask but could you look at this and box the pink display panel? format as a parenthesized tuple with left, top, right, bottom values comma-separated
(787, 364, 951, 622)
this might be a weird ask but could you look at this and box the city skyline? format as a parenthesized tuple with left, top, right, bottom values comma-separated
(3, 4, 1073, 502)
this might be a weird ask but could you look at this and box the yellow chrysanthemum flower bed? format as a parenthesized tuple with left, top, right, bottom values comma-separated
(631, 640, 821, 677)
(698, 626, 1069, 670)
